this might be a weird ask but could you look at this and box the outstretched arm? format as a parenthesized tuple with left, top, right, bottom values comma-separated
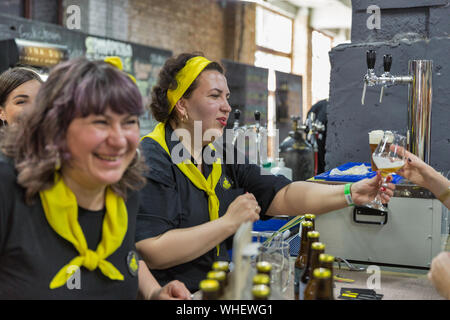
(266, 173, 395, 216)
(397, 149, 450, 209)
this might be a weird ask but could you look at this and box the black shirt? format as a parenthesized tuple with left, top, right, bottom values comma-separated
(136, 124, 291, 291)
(0, 160, 140, 299)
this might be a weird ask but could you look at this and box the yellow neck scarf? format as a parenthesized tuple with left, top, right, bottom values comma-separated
(39, 174, 128, 289)
(142, 122, 222, 255)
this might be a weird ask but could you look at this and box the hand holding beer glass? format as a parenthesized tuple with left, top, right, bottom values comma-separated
(367, 131, 407, 211)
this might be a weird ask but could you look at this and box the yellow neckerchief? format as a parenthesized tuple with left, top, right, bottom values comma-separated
(166, 56, 211, 114)
(141, 122, 222, 255)
(39, 173, 128, 289)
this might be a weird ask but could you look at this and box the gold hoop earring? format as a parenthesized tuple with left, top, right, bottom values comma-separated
(182, 113, 189, 123)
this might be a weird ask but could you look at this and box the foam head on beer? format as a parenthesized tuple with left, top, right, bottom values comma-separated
(369, 130, 384, 171)
(369, 130, 384, 145)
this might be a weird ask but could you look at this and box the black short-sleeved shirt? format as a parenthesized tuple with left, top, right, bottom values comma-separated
(136, 124, 291, 291)
(0, 160, 140, 300)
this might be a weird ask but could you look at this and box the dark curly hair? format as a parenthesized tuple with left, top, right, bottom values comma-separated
(0, 58, 147, 204)
(150, 53, 225, 124)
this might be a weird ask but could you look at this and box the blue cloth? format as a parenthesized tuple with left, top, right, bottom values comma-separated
(314, 162, 404, 184)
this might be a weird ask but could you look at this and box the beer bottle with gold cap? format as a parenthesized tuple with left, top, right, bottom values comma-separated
(256, 261, 272, 278)
(294, 220, 313, 299)
(302, 242, 325, 299)
(212, 261, 230, 286)
(298, 231, 320, 300)
(207, 270, 226, 297)
(304, 213, 316, 230)
(303, 243, 326, 299)
(319, 253, 335, 285)
(307, 268, 334, 300)
(253, 273, 270, 288)
(199, 279, 220, 300)
(252, 284, 270, 300)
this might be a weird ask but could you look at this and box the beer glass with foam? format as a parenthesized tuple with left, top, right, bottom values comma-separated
(368, 130, 384, 171)
(366, 131, 406, 211)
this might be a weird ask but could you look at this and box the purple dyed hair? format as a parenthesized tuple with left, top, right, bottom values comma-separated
(1, 57, 147, 203)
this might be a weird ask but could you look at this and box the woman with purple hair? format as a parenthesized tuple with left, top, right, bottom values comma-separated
(0, 58, 190, 300)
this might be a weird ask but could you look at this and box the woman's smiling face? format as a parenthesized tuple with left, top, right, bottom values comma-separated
(62, 108, 140, 189)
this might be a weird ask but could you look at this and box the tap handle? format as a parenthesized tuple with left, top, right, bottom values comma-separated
(254, 110, 260, 121)
(383, 54, 392, 73)
(234, 109, 241, 120)
(366, 50, 376, 69)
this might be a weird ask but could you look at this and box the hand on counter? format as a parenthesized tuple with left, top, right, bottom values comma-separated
(151, 280, 192, 300)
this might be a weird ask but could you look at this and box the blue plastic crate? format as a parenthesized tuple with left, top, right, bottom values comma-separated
(314, 162, 404, 184)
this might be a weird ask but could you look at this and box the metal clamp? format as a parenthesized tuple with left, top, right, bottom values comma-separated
(353, 206, 388, 225)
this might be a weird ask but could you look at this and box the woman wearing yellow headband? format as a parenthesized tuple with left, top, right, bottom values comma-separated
(136, 53, 395, 292)
(0, 58, 190, 300)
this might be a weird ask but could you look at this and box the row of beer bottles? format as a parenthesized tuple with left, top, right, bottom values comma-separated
(199, 261, 230, 300)
(199, 259, 274, 300)
(294, 214, 335, 300)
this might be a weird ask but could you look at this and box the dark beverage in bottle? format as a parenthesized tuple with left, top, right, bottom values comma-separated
(304, 242, 325, 300)
(298, 232, 320, 300)
(306, 268, 334, 300)
(294, 220, 313, 300)
(303, 242, 326, 300)
(252, 284, 270, 300)
(200, 279, 220, 300)
(319, 253, 335, 286)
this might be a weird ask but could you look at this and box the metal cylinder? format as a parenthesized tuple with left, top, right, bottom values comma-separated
(407, 60, 432, 164)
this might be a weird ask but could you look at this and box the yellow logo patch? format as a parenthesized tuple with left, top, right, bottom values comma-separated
(127, 251, 139, 277)
(222, 177, 232, 190)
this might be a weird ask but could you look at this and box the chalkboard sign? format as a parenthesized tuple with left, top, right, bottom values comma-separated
(0, 13, 172, 135)
(275, 71, 302, 141)
(221, 59, 268, 127)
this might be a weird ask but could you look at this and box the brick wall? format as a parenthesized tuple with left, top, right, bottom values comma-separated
(62, 0, 256, 64)
(127, 0, 227, 62)
(32, 0, 59, 24)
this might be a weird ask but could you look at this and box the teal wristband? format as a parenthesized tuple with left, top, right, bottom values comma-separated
(344, 183, 354, 206)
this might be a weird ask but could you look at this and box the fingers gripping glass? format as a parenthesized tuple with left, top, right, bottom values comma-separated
(366, 132, 406, 212)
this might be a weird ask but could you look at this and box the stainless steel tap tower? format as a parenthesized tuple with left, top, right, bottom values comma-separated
(362, 50, 433, 164)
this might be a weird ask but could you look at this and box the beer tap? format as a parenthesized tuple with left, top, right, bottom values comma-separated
(361, 50, 377, 105)
(361, 50, 413, 105)
(360, 49, 433, 164)
(379, 54, 393, 103)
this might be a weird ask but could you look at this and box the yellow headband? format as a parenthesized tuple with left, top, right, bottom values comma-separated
(104, 56, 137, 84)
(167, 56, 211, 114)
